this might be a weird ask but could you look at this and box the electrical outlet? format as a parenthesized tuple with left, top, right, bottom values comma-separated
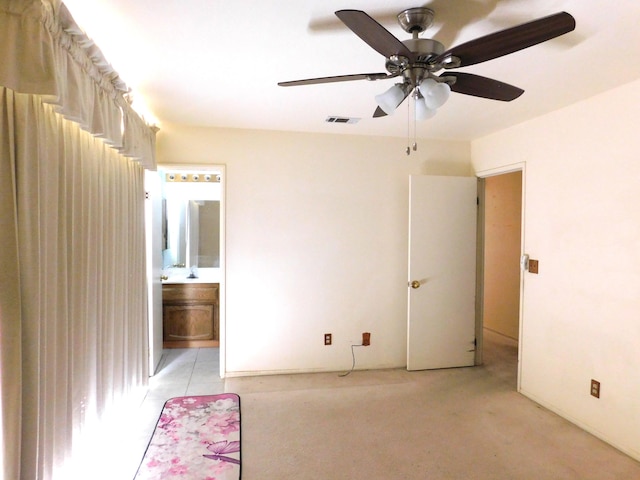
(324, 333, 332, 346)
(362, 332, 370, 346)
(591, 379, 600, 398)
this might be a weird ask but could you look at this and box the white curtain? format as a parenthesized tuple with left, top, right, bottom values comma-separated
(0, 1, 156, 479)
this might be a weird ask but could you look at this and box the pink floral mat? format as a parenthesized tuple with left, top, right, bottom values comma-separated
(135, 394, 241, 479)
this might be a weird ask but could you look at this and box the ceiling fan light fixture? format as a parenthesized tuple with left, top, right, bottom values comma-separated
(415, 96, 437, 120)
(419, 78, 451, 110)
(375, 84, 405, 115)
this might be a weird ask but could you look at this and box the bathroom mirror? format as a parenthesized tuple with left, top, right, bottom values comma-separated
(162, 171, 221, 269)
(164, 199, 220, 268)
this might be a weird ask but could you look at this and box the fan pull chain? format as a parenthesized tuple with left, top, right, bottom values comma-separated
(406, 99, 411, 155)
(413, 91, 418, 153)
(413, 90, 418, 152)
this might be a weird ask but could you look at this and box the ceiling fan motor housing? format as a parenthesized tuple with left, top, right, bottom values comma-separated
(385, 38, 447, 87)
(403, 38, 445, 62)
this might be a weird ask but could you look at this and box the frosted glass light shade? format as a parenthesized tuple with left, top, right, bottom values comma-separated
(375, 84, 405, 115)
(419, 78, 451, 110)
(415, 96, 437, 120)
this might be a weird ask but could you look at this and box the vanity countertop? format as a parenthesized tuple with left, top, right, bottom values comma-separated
(162, 268, 221, 284)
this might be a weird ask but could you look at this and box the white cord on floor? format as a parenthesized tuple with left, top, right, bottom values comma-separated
(339, 344, 364, 377)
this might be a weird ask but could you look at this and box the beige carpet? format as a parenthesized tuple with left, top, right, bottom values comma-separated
(226, 331, 640, 479)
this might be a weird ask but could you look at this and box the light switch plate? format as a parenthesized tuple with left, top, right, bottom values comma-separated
(528, 259, 539, 274)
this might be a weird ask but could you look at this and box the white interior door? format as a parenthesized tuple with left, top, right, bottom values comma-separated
(145, 170, 164, 375)
(407, 175, 477, 370)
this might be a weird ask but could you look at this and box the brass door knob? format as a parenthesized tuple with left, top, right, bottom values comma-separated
(409, 280, 421, 289)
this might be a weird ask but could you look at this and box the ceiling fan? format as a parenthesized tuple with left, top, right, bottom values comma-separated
(278, 8, 576, 119)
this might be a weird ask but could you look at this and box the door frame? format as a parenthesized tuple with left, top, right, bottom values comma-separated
(475, 162, 526, 392)
(154, 163, 227, 378)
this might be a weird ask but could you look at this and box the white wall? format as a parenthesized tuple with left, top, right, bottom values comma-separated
(472, 79, 640, 461)
(157, 126, 471, 375)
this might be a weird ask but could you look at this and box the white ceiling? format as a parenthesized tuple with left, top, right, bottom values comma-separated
(63, 0, 640, 141)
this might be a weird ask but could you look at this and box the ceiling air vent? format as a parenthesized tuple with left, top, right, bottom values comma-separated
(325, 116, 360, 124)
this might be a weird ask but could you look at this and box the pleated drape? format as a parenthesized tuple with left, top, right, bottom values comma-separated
(1, 87, 149, 480)
(0, 85, 22, 480)
(0, 2, 156, 477)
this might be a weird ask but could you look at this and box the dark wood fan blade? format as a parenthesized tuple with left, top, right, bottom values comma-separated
(434, 12, 575, 68)
(373, 106, 387, 118)
(336, 10, 414, 60)
(278, 73, 388, 87)
(442, 72, 524, 101)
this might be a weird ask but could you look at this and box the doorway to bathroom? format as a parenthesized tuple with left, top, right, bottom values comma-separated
(146, 164, 226, 377)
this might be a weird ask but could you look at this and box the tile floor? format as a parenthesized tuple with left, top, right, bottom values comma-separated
(126, 348, 223, 478)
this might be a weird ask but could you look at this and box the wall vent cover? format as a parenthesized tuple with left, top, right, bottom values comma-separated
(325, 116, 360, 124)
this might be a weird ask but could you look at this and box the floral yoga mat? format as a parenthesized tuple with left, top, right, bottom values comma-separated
(135, 394, 241, 480)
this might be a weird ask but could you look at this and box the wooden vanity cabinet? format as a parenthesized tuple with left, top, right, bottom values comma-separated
(162, 283, 219, 347)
